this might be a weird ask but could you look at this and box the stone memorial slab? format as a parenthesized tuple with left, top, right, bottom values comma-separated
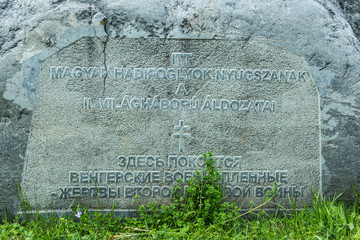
(21, 37, 320, 213)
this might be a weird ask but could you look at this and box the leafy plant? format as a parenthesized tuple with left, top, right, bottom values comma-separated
(134, 152, 242, 231)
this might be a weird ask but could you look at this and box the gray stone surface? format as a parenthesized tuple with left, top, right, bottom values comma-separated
(21, 37, 320, 211)
(338, 0, 360, 40)
(0, 0, 359, 216)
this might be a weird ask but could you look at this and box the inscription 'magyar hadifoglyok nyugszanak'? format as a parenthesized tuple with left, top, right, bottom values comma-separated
(21, 38, 320, 211)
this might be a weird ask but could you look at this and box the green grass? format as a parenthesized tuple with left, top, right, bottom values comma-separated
(1, 195, 360, 239)
(2, 152, 360, 239)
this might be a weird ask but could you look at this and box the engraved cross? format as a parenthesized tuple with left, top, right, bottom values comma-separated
(172, 120, 191, 153)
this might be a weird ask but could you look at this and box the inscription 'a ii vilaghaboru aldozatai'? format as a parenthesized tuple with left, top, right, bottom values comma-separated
(21, 38, 320, 213)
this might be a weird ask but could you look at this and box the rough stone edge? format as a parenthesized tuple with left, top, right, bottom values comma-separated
(16, 209, 138, 220)
(16, 208, 306, 220)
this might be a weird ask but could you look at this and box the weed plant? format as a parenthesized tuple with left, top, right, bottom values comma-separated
(133, 152, 241, 229)
(1, 152, 360, 239)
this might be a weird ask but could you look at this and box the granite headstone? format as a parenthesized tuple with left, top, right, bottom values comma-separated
(20, 37, 320, 213)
